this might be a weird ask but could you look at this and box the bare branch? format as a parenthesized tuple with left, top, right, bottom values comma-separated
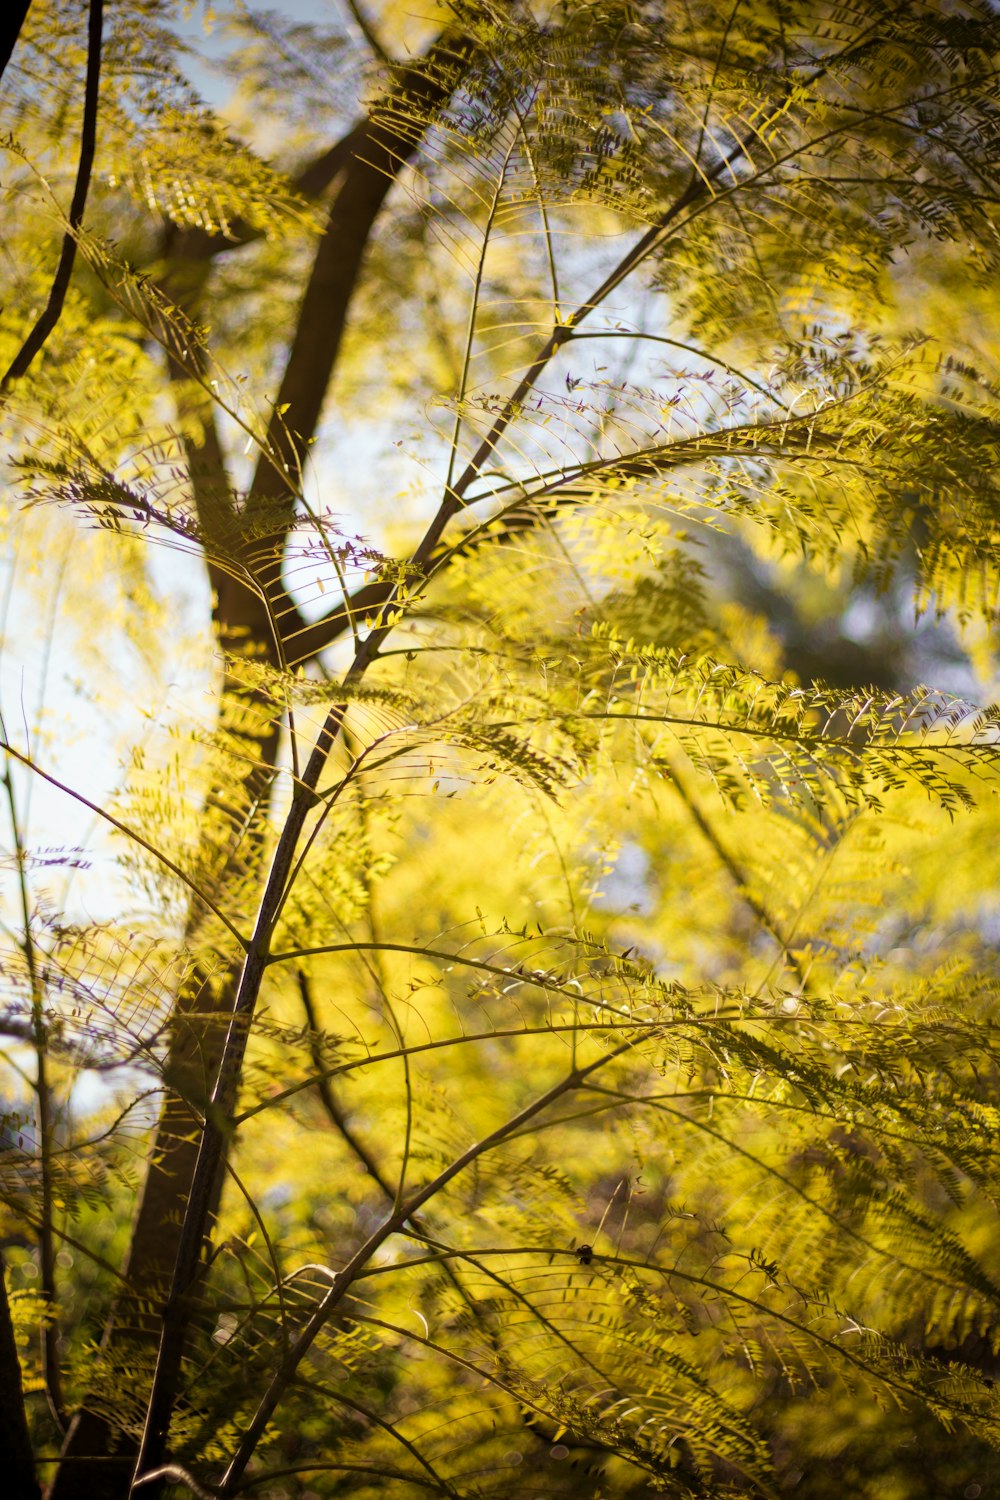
(296, 969, 393, 1196)
(667, 758, 811, 991)
(1, 0, 102, 389)
(0, 738, 249, 950)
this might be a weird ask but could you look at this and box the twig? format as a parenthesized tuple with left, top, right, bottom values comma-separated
(667, 756, 810, 990)
(296, 962, 506, 1383)
(0, 737, 248, 950)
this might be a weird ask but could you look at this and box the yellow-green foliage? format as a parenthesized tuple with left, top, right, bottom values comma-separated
(4, 3, 1000, 1497)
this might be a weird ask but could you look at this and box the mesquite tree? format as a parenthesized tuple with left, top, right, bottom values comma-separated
(4, 2, 1000, 1497)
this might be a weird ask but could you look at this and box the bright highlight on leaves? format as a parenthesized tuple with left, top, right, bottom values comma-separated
(3, 3, 1000, 1499)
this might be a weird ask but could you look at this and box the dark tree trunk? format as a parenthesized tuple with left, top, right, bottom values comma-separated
(0, 1255, 42, 1500)
(48, 32, 473, 1499)
(0, 1, 31, 86)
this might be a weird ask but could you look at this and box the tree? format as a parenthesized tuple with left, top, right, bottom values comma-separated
(3, 1, 1000, 1496)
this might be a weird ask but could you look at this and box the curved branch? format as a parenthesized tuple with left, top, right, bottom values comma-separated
(217, 1039, 637, 1493)
(1, 0, 102, 389)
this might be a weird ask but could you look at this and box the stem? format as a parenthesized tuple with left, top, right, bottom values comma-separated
(443, 124, 519, 499)
(0, 739, 247, 949)
(667, 756, 810, 990)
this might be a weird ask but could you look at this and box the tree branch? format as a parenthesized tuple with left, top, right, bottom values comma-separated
(281, 133, 758, 661)
(1, 766, 66, 1433)
(0, 0, 32, 85)
(158, 134, 360, 265)
(243, 33, 472, 535)
(216, 1040, 637, 1494)
(666, 757, 811, 991)
(1, 0, 102, 389)
(296, 969, 393, 1195)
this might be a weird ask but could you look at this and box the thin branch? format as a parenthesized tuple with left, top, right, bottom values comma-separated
(566, 328, 785, 407)
(610, 1086, 999, 1301)
(234, 1461, 444, 1493)
(1, 763, 66, 1432)
(0, 737, 249, 949)
(219, 1159, 290, 1356)
(444, 124, 520, 500)
(3, 1200, 138, 1291)
(297, 1378, 460, 1499)
(215, 1039, 637, 1494)
(234, 1018, 711, 1127)
(1, 0, 102, 389)
(365, 1243, 972, 1414)
(336, 1311, 672, 1486)
(344, 0, 392, 64)
(296, 961, 517, 1387)
(296, 970, 392, 1195)
(0, 1, 32, 86)
(280, 134, 763, 663)
(666, 756, 810, 989)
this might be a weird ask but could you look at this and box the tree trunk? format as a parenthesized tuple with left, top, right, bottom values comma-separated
(49, 33, 472, 1495)
(0, 2, 32, 86)
(0, 1254, 42, 1500)
(51, 533, 283, 1497)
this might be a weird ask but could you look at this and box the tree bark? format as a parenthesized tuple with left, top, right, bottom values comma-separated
(0, 1254, 41, 1500)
